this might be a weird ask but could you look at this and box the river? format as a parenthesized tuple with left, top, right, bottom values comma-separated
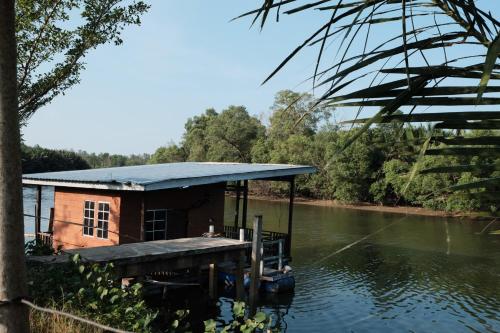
(218, 198, 500, 333)
(23, 189, 500, 332)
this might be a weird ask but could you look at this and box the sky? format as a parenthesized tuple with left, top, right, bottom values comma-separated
(23, 1, 331, 155)
(22, 1, 498, 155)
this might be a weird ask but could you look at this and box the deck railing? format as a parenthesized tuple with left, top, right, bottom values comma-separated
(223, 226, 290, 264)
(36, 232, 53, 248)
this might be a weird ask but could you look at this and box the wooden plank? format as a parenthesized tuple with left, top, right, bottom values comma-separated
(28, 237, 251, 266)
(249, 215, 263, 315)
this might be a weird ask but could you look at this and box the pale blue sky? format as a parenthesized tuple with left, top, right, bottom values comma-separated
(22, 1, 497, 155)
(23, 1, 331, 155)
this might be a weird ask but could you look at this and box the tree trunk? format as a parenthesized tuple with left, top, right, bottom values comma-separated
(0, 1, 29, 332)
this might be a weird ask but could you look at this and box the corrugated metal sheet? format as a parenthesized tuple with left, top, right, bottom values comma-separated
(22, 162, 315, 191)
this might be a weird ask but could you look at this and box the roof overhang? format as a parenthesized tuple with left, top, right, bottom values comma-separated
(22, 164, 316, 192)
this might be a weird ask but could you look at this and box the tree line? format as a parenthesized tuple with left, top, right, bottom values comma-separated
(22, 90, 497, 213)
(150, 90, 497, 213)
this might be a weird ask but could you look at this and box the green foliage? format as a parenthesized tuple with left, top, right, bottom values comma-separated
(27, 254, 158, 332)
(22, 144, 90, 173)
(152, 106, 265, 164)
(149, 89, 497, 213)
(78, 151, 151, 168)
(150, 144, 187, 164)
(24, 239, 56, 256)
(204, 302, 275, 333)
(16, 0, 149, 124)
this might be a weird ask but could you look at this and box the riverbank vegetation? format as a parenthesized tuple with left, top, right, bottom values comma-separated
(149, 90, 498, 214)
(22, 89, 498, 214)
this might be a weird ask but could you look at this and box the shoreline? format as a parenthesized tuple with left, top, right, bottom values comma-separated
(243, 194, 480, 219)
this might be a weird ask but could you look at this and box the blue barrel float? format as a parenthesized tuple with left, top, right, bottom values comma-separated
(219, 266, 295, 294)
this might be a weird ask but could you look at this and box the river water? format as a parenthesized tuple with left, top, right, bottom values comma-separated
(218, 198, 500, 333)
(23, 189, 500, 332)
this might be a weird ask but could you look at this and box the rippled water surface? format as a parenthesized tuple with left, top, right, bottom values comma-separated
(219, 198, 500, 333)
(23, 189, 500, 332)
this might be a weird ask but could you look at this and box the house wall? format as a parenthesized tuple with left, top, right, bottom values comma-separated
(53, 183, 226, 249)
(144, 182, 226, 238)
(119, 183, 226, 244)
(53, 187, 120, 250)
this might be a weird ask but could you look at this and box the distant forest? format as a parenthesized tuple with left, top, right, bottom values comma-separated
(24, 90, 498, 213)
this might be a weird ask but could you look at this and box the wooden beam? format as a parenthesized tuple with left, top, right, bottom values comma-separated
(234, 180, 240, 228)
(287, 177, 295, 258)
(242, 180, 248, 229)
(35, 185, 42, 238)
(249, 215, 263, 315)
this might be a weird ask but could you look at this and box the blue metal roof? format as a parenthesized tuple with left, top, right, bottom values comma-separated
(22, 162, 316, 191)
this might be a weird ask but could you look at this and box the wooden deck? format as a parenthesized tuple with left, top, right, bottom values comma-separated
(28, 237, 251, 280)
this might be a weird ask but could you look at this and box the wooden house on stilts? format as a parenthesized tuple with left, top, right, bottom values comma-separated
(22, 162, 315, 258)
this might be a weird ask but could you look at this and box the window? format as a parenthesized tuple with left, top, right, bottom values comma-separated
(83, 201, 95, 236)
(96, 202, 110, 239)
(144, 209, 166, 241)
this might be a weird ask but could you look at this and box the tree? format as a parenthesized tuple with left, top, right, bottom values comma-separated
(149, 144, 187, 164)
(206, 106, 265, 162)
(182, 106, 265, 163)
(16, 0, 149, 124)
(0, 0, 29, 330)
(22, 145, 91, 173)
(268, 90, 331, 142)
(243, 1, 500, 214)
(183, 108, 218, 161)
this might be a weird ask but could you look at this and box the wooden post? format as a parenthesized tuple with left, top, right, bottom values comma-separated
(48, 207, 54, 233)
(242, 180, 248, 229)
(140, 196, 145, 241)
(286, 176, 295, 258)
(278, 239, 283, 271)
(234, 180, 240, 228)
(249, 215, 263, 315)
(35, 185, 42, 238)
(0, 1, 29, 330)
(235, 249, 245, 300)
(209, 263, 217, 299)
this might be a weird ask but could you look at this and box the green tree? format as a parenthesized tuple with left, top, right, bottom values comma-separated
(206, 106, 265, 162)
(22, 145, 90, 173)
(244, 1, 500, 215)
(183, 108, 218, 161)
(268, 90, 331, 142)
(16, 0, 149, 124)
(149, 144, 186, 164)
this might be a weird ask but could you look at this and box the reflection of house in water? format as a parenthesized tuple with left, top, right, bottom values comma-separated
(22, 162, 315, 253)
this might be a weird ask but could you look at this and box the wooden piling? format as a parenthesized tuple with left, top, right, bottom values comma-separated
(249, 215, 263, 315)
(287, 177, 295, 257)
(235, 249, 245, 300)
(209, 263, 218, 299)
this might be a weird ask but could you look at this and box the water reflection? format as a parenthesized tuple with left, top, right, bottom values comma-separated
(224, 198, 500, 333)
(22, 191, 500, 332)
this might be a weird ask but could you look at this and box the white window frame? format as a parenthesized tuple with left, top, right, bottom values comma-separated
(83, 200, 95, 236)
(96, 201, 110, 239)
(144, 209, 167, 241)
